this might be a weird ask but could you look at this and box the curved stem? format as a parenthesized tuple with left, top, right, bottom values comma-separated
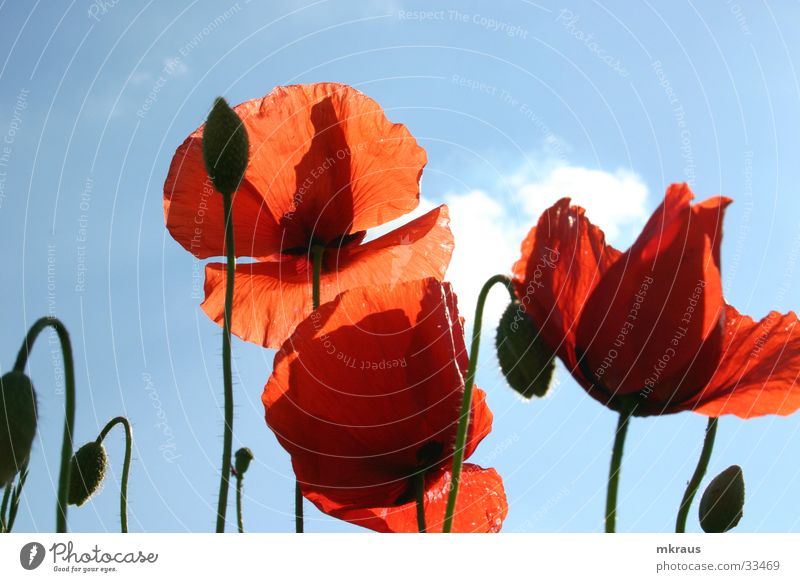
(675, 417, 718, 533)
(235, 473, 244, 533)
(442, 274, 515, 533)
(14, 316, 76, 533)
(97, 416, 132, 533)
(414, 472, 427, 533)
(215, 190, 236, 533)
(605, 408, 634, 533)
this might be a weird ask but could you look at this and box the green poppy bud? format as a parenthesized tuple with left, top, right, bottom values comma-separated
(202, 97, 249, 195)
(68, 441, 108, 506)
(234, 447, 254, 477)
(699, 465, 745, 533)
(496, 300, 556, 399)
(0, 371, 38, 486)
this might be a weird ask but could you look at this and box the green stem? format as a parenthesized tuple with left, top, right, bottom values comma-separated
(292, 244, 325, 535)
(294, 482, 304, 534)
(215, 190, 237, 533)
(14, 316, 76, 533)
(414, 472, 427, 533)
(675, 417, 718, 533)
(2, 464, 30, 534)
(97, 416, 132, 533)
(0, 485, 10, 532)
(442, 274, 515, 533)
(6, 465, 28, 532)
(235, 473, 244, 533)
(605, 408, 634, 533)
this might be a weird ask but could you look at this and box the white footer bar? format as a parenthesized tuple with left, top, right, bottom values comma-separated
(2, 533, 797, 581)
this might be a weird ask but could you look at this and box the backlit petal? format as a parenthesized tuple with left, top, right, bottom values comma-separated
(690, 305, 800, 418)
(262, 279, 492, 511)
(201, 206, 453, 348)
(576, 185, 729, 409)
(512, 198, 621, 382)
(164, 84, 426, 260)
(323, 465, 508, 533)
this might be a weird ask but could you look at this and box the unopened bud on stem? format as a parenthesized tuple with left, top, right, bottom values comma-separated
(202, 97, 249, 195)
(495, 301, 555, 399)
(699, 465, 745, 533)
(234, 447, 254, 478)
(68, 441, 108, 506)
(0, 371, 37, 486)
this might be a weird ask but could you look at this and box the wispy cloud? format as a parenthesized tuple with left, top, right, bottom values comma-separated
(444, 162, 650, 330)
(508, 165, 648, 243)
(367, 155, 650, 341)
(374, 160, 650, 334)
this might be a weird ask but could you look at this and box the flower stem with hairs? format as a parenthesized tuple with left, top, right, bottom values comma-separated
(605, 406, 635, 533)
(294, 244, 325, 534)
(14, 317, 76, 533)
(97, 416, 133, 533)
(676, 417, 718, 533)
(414, 471, 427, 533)
(442, 275, 515, 532)
(0, 465, 29, 533)
(215, 189, 236, 533)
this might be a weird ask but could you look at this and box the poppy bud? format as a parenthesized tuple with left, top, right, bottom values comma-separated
(68, 441, 108, 506)
(234, 447, 254, 477)
(495, 300, 555, 399)
(202, 97, 249, 195)
(699, 465, 745, 533)
(0, 371, 38, 486)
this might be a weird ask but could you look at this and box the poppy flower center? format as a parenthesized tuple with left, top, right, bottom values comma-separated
(416, 440, 445, 469)
(280, 230, 366, 273)
(393, 440, 445, 505)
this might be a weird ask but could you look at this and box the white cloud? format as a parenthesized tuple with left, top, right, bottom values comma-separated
(509, 165, 649, 243)
(367, 162, 650, 335)
(441, 189, 524, 328)
(444, 164, 650, 330)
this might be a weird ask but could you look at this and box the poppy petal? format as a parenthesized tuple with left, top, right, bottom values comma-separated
(690, 305, 800, 418)
(201, 206, 453, 348)
(323, 465, 508, 533)
(511, 198, 621, 381)
(326, 204, 454, 297)
(246, 84, 427, 243)
(576, 184, 730, 405)
(164, 133, 284, 259)
(262, 278, 492, 511)
(164, 84, 427, 260)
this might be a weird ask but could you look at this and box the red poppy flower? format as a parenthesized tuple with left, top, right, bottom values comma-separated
(512, 183, 800, 418)
(164, 83, 453, 348)
(262, 278, 508, 532)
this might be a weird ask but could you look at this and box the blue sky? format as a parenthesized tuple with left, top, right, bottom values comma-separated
(1, 0, 799, 533)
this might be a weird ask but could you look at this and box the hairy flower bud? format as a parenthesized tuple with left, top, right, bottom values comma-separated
(699, 465, 745, 533)
(234, 447, 254, 477)
(496, 301, 555, 399)
(0, 371, 38, 486)
(68, 441, 108, 506)
(202, 97, 249, 195)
